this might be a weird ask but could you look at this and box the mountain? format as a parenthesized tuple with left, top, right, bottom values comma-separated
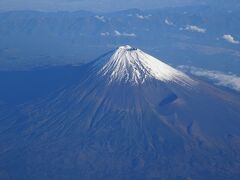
(1, 46, 240, 179)
(0, 0, 238, 12)
(96, 45, 194, 85)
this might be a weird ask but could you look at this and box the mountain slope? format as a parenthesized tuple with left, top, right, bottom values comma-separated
(0, 46, 240, 180)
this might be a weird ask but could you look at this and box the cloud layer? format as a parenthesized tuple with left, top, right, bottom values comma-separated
(179, 66, 240, 92)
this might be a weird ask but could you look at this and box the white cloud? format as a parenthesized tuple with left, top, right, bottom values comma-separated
(179, 66, 240, 92)
(164, 18, 174, 26)
(136, 14, 152, 20)
(184, 25, 206, 33)
(114, 30, 136, 37)
(222, 34, 240, 44)
(95, 15, 106, 23)
(100, 32, 110, 36)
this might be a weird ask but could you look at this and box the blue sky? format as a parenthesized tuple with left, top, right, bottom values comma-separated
(0, 0, 205, 12)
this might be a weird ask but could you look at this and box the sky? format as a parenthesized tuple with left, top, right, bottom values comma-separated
(0, 0, 206, 12)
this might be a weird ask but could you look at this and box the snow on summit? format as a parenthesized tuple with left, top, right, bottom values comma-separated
(97, 45, 194, 85)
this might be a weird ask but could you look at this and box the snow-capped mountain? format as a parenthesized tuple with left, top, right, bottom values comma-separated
(97, 45, 194, 85)
(0, 46, 240, 180)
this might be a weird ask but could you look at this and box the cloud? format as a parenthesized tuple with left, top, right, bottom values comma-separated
(164, 18, 174, 26)
(184, 25, 206, 33)
(222, 34, 240, 44)
(178, 66, 240, 92)
(95, 15, 106, 23)
(114, 30, 136, 37)
(100, 32, 110, 36)
(136, 14, 152, 20)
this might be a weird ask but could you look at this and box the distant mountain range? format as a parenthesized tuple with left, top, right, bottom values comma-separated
(0, 0, 239, 12)
(0, 46, 240, 179)
(0, 6, 239, 74)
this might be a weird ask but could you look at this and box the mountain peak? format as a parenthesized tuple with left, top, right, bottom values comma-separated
(118, 45, 137, 51)
(97, 45, 195, 86)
